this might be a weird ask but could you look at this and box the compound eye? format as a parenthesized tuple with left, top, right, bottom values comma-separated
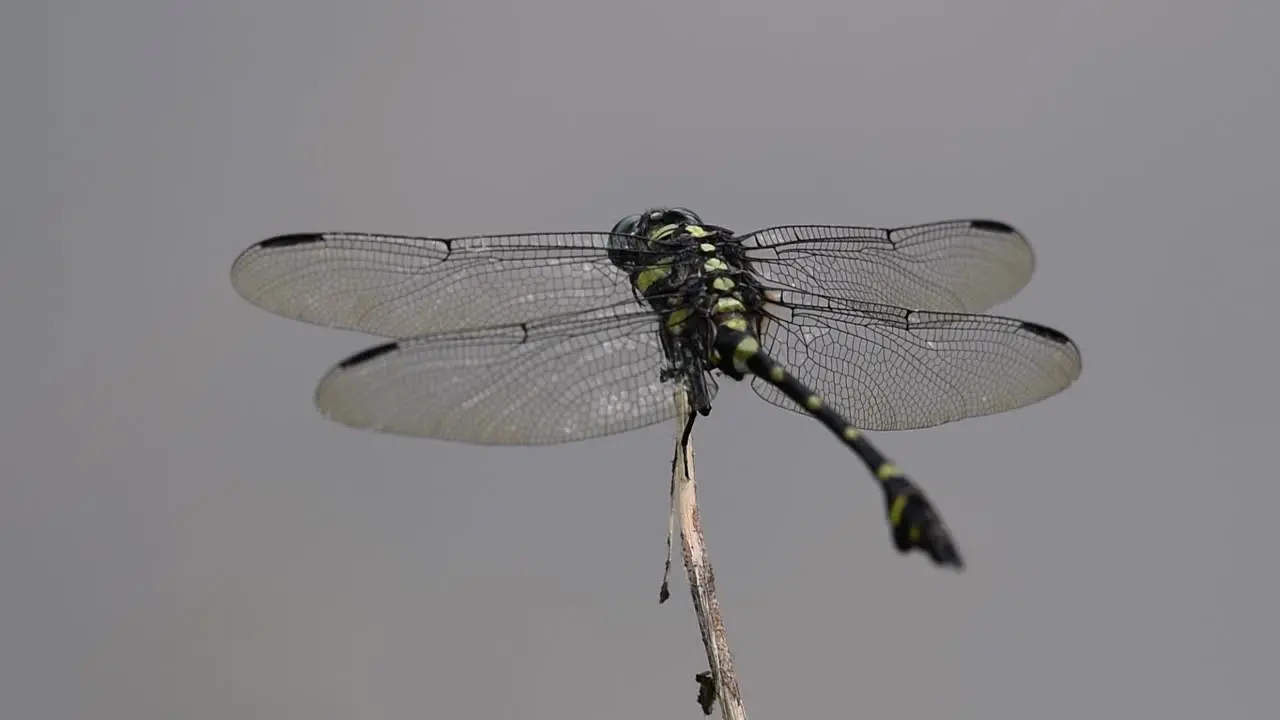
(670, 207, 703, 225)
(611, 214, 642, 235)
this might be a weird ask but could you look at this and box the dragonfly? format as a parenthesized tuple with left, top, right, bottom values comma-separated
(230, 207, 1081, 568)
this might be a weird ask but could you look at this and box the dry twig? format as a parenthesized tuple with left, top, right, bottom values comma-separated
(659, 390, 747, 719)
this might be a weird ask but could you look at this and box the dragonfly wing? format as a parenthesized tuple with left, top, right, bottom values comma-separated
(741, 220, 1036, 314)
(231, 231, 646, 338)
(753, 291, 1081, 431)
(313, 307, 702, 445)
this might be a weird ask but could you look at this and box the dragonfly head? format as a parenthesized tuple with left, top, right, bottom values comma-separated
(612, 207, 705, 239)
(607, 208, 706, 270)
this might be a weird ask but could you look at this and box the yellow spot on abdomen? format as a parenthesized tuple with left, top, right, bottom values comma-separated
(733, 337, 760, 365)
(889, 495, 908, 526)
(876, 464, 902, 480)
(770, 366, 785, 382)
(805, 395, 822, 410)
(842, 426, 860, 441)
(714, 297, 745, 314)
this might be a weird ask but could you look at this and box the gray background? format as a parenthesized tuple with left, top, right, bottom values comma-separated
(4, 1, 1277, 718)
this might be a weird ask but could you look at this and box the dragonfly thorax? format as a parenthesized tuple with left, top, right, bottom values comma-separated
(606, 216, 770, 401)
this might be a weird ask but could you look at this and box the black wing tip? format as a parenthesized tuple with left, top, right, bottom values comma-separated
(1018, 320, 1073, 346)
(969, 219, 1019, 235)
(338, 341, 400, 369)
(258, 233, 325, 249)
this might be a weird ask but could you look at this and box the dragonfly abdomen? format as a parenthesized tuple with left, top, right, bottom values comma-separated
(710, 325, 964, 568)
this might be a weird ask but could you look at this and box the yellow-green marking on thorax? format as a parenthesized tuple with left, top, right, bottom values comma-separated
(635, 258, 674, 293)
(665, 306, 696, 331)
(648, 223, 681, 241)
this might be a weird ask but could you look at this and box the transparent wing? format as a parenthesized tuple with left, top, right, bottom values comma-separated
(313, 305, 702, 445)
(230, 231, 650, 338)
(740, 220, 1036, 313)
(753, 291, 1081, 431)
